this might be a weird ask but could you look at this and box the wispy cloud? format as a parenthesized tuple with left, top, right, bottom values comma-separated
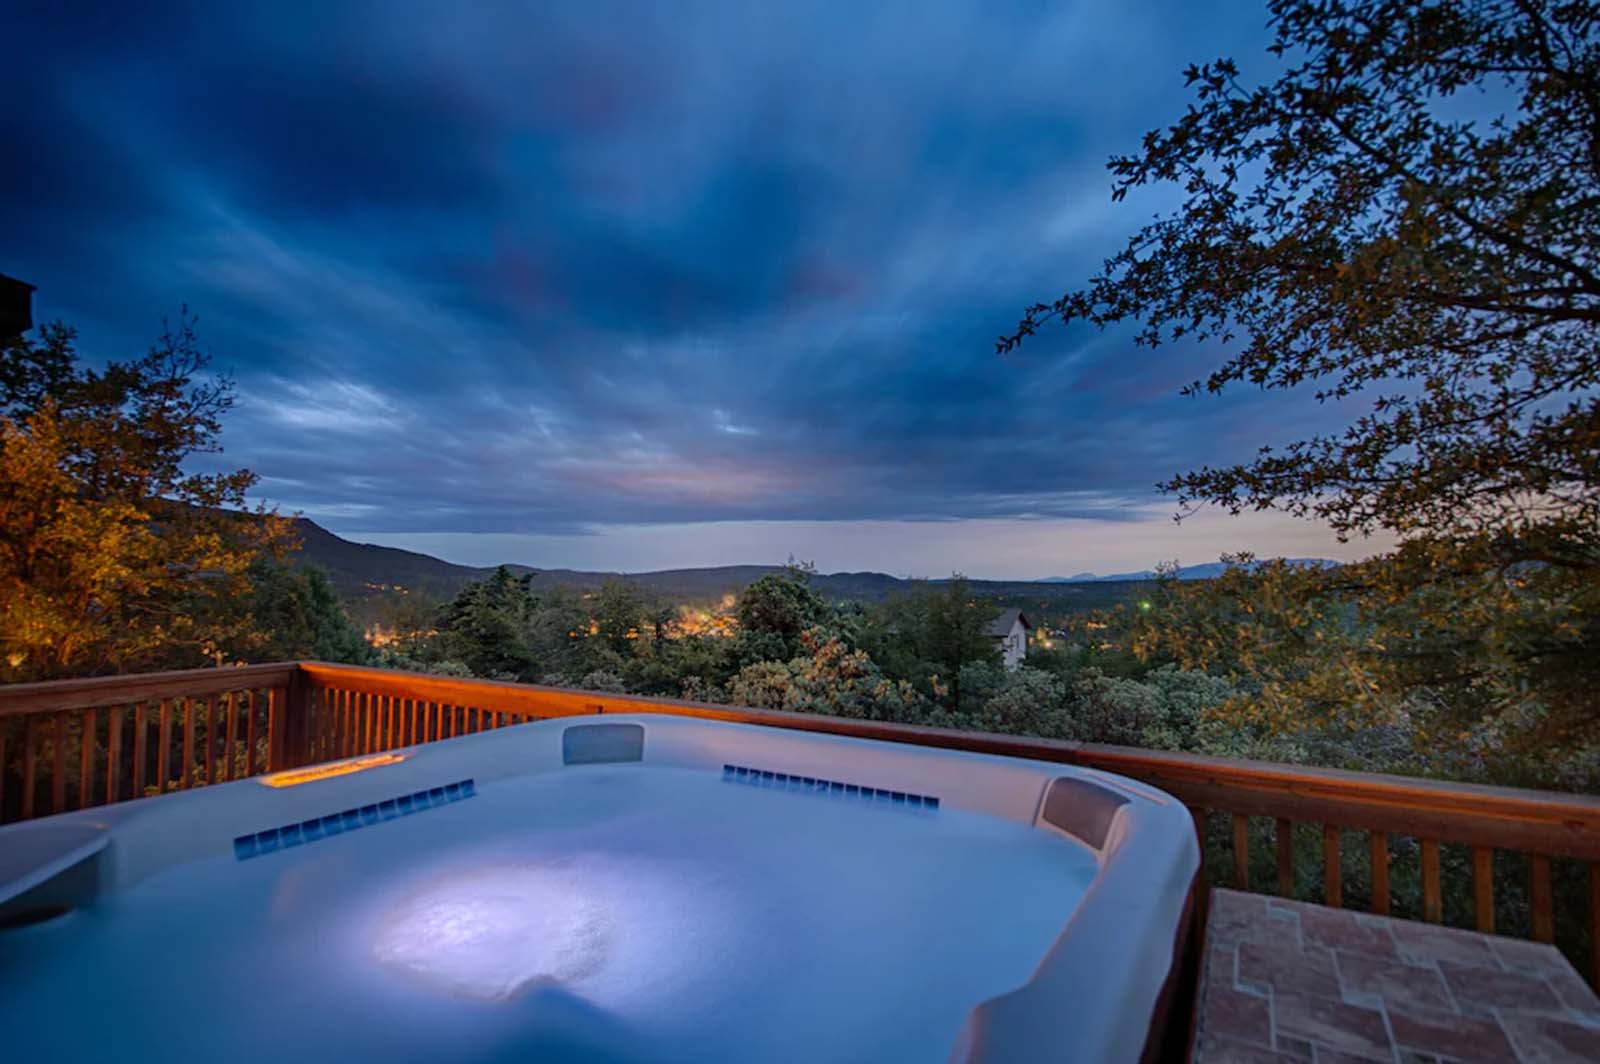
(2, 1, 1351, 571)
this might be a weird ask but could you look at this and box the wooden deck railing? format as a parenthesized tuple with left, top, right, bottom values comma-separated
(5, 661, 1600, 988)
(0, 663, 301, 821)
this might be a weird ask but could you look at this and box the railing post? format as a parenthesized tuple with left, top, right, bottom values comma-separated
(267, 669, 314, 772)
(283, 666, 313, 769)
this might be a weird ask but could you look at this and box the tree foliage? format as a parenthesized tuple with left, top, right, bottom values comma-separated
(733, 563, 840, 663)
(1005, 0, 1600, 777)
(1005, 0, 1600, 543)
(863, 576, 1000, 705)
(234, 563, 370, 666)
(0, 316, 298, 679)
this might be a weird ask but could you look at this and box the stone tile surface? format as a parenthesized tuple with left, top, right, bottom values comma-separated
(1192, 889, 1598, 1064)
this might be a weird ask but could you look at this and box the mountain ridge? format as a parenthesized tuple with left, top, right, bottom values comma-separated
(1042, 558, 1340, 582)
(288, 518, 1154, 620)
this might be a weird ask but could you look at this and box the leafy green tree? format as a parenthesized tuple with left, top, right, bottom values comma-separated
(525, 587, 591, 681)
(1, 315, 295, 679)
(1006, 0, 1600, 780)
(727, 631, 926, 721)
(733, 564, 841, 664)
(437, 566, 538, 679)
(372, 589, 444, 659)
(929, 664, 1071, 737)
(592, 579, 648, 654)
(866, 577, 1000, 706)
(233, 563, 370, 664)
(923, 577, 1000, 701)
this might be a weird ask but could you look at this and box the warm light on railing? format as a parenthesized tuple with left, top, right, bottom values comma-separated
(257, 753, 405, 788)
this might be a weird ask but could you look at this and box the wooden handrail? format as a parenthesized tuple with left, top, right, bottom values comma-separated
(0, 663, 298, 716)
(297, 661, 1090, 759)
(1067, 744, 1600, 863)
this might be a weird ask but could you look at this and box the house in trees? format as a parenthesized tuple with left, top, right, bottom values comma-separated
(986, 607, 1032, 670)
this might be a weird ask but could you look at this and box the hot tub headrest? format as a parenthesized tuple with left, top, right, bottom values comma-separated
(1039, 776, 1129, 850)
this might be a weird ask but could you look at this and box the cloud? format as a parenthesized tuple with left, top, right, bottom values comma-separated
(4, 1, 1350, 564)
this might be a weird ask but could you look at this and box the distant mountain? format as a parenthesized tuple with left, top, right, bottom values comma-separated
(288, 519, 1149, 622)
(1044, 558, 1341, 583)
(287, 518, 507, 597)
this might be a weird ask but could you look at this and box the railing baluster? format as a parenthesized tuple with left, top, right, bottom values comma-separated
(132, 702, 147, 797)
(360, 693, 368, 751)
(1369, 832, 1390, 915)
(52, 711, 68, 813)
(1472, 846, 1495, 933)
(245, 689, 259, 776)
(266, 688, 280, 771)
(1590, 864, 1600, 993)
(157, 699, 173, 792)
(22, 716, 38, 819)
(1323, 825, 1341, 908)
(1421, 839, 1442, 922)
(0, 721, 8, 823)
(203, 695, 217, 786)
(306, 687, 319, 761)
(323, 688, 337, 759)
(324, 688, 337, 755)
(343, 689, 355, 757)
(79, 707, 97, 809)
(182, 697, 196, 790)
(106, 706, 123, 804)
(224, 692, 238, 782)
(347, 690, 358, 754)
(1190, 806, 1209, 922)
(1530, 855, 1553, 943)
(1273, 816, 1299, 889)
(324, 688, 336, 758)
(313, 687, 322, 760)
(1231, 814, 1250, 888)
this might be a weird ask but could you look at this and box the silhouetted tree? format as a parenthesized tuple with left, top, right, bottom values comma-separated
(1005, 1, 1600, 780)
(1, 314, 296, 679)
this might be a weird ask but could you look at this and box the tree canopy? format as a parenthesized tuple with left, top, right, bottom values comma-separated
(1005, 0, 1599, 548)
(0, 315, 302, 679)
(1006, 0, 1600, 783)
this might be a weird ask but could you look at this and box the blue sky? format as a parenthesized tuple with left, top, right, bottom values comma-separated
(4, 2, 1386, 577)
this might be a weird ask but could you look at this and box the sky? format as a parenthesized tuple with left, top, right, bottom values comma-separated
(4, 1, 1389, 579)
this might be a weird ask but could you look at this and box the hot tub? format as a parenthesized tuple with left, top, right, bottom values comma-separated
(0, 714, 1199, 1063)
